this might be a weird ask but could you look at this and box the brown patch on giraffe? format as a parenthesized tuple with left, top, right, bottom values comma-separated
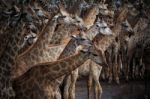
(52, 65, 61, 71)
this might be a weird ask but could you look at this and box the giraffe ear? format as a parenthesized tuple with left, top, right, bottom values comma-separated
(121, 20, 128, 27)
(81, 48, 89, 53)
(71, 34, 84, 40)
(71, 35, 78, 39)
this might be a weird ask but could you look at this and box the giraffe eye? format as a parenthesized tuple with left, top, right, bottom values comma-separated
(102, 26, 107, 28)
(24, 36, 28, 40)
(72, 17, 76, 19)
(96, 24, 99, 27)
(77, 20, 80, 23)
(92, 53, 98, 56)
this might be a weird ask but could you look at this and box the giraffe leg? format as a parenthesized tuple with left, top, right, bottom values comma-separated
(105, 50, 110, 80)
(88, 73, 93, 99)
(125, 55, 129, 81)
(113, 54, 120, 84)
(114, 52, 120, 84)
(94, 81, 102, 99)
(132, 57, 136, 79)
(93, 68, 102, 99)
(144, 63, 150, 99)
(63, 76, 71, 99)
(108, 62, 113, 84)
(108, 64, 113, 84)
(55, 91, 61, 99)
(125, 62, 129, 81)
(92, 62, 102, 99)
(107, 49, 113, 84)
(114, 63, 120, 84)
(69, 69, 78, 99)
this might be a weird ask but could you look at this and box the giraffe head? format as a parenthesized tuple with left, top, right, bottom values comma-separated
(55, 13, 85, 30)
(98, 4, 114, 18)
(121, 19, 134, 38)
(57, 1, 86, 28)
(95, 18, 113, 35)
(76, 40, 108, 67)
(78, 18, 113, 41)
(20, 33, 37, 49)
(71, 34, 91, 46)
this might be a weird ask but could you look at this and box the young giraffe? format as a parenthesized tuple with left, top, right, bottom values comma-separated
(63, 19, 113, 99)
(12, 40, 107, 99)
(122, 6, 149, 80)
(118, 20, 134, 81)
(93, 7, 128, 84)
(127, 22, 150, 97)
(101, 7, 133, 84)
(130, 18, 148, 79)
(62, 4, 115, 99)
(127, 24, 150, 79)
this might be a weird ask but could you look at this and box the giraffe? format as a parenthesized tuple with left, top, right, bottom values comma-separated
(94, 7, 134, 84)
(129, 18, 149, 79)
(12, 40, 107, 99)
(108, 8, 129, 83)
(0, 5, 28, 98)
(62, 18, 113, 99)
(126, 21, 150, 98)
(127, 24, 150, 77)
(125, 4, 150, 80)
(63, 6, 130, 99)
(19, 33, 37, 53)
(61, 3, 115, 99)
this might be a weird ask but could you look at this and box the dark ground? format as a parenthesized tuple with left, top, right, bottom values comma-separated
(76, 78, 145, 99)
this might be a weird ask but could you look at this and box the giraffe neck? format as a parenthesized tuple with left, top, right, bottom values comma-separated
(58, 26, 100, 60)
(129, 15, 141, 28)
(68, 0, 84, 16)
(12, 15, 57, 77)
(13, 15, 81, 78)
(58, 39, 77, 59)
(83, 6, 98, 28)
(41, 51, 89, 80)
(85, 26, 100, 40)
(49, 24, 79, 45)
(15, 51, 89, 82)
